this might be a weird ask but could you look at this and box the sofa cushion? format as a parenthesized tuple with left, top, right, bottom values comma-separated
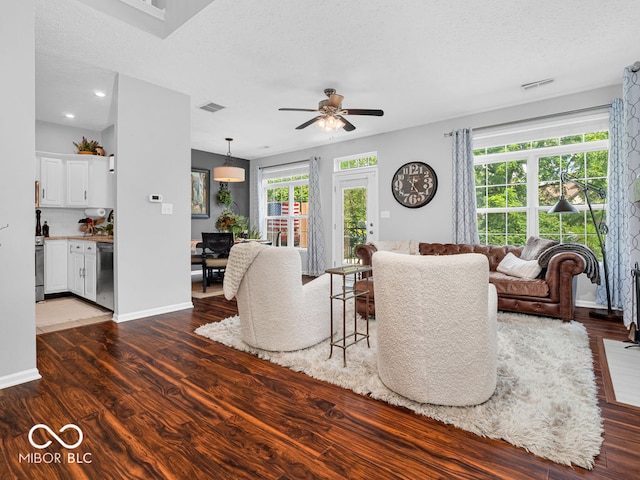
(496, 252, 542, 279)
(489, 272, 549, 298)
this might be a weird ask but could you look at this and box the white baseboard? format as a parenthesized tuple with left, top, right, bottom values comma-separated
(112, 301, 193, 323)
(575, 299, 621, 311)
(0, 368, 41, 390)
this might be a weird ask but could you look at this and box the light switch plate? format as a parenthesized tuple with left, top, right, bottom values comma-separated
(161, 203, 173, 215)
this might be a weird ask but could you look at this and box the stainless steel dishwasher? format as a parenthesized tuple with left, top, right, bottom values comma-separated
(95, 242, 114, 310)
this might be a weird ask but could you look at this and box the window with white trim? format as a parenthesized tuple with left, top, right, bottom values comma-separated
(473, 117, 609, 258)
(334, 151, 378, 172)
(261, 163, 309, 248)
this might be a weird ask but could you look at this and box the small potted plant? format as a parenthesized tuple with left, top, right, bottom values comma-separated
(215, 209, 248, 237)
(216, 186, 232, 207)
(73, 136, 103, 155)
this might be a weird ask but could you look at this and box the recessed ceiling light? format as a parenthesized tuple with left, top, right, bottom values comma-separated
(94, 90, 106, 98)
(65, 113, 75, 119)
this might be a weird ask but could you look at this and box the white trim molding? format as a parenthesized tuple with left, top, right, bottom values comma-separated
(112, 302, 193, 323)
(0, 368, 41, 390)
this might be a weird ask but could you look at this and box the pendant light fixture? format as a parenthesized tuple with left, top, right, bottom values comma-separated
(213, 138, 245, 183)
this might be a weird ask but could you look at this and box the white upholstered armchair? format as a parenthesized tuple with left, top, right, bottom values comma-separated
(372, 251, 498, 406)
(224, 244, 337, 351)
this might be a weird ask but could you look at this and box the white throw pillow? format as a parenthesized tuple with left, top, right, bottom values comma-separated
(496, 252, 542, 280)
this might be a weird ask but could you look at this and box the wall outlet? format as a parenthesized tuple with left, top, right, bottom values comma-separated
(161, 203, 173, 215)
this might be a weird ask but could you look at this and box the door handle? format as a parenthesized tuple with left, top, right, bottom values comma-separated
(84, 190, 87, 200)
(42, 188, 45, 199)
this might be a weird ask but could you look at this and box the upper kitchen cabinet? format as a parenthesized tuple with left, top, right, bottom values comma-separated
(39, 156, 64, 206)
(66, 160, 89, 207)
(37, 152, 114, 209)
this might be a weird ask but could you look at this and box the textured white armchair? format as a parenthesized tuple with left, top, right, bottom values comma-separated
(226, 245, 337, 351)
(372, 251, 498, 406)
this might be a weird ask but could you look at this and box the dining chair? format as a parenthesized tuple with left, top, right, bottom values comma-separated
(201, 232, 234, 292)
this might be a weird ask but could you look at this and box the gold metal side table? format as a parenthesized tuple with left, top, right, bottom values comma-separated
(325, 264, 372, 367)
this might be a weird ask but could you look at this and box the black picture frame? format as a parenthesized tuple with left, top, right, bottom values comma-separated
(191, 168, 210, 218)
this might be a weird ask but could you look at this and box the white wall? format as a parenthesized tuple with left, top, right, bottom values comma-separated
(113, 74, 192, 321)
(252, 84, 621, 306)
(0, 0, 40, 389)
(35, 120, 104, 155)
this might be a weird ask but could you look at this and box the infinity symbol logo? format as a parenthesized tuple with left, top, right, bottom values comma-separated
(28, 424, 83, 449)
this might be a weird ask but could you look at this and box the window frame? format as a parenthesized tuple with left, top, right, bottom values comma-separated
(333, 151, 378, 172)
(261, 167, 309, 249)
(474, 138, 609, 247)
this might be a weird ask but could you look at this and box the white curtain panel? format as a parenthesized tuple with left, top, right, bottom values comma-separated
(623, 66, 640, 327)
(452, 128, 479, 244)
(306, 156, 326, 276)
(596, 99, 628, 316)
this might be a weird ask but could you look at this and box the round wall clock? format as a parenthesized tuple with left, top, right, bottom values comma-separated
(391, 162, 438, 208)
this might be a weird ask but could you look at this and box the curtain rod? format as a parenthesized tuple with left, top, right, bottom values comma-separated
(258, 159, 309, 170)
(443, 103, 611, 138)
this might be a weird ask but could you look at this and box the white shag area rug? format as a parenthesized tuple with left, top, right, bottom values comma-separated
(195, 312, 603, 469)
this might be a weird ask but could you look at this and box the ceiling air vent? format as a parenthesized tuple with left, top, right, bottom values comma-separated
(198, 102, 226, 113)
(520, 78, 554, 92)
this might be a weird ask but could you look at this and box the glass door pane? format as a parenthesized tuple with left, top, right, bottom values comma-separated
(342, 186, 367, 265)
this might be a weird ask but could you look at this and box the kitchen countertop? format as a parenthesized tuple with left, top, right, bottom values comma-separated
(46, 235, 114, 243)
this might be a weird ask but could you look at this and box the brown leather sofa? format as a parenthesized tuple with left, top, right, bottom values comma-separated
(354, 242, 587, 321)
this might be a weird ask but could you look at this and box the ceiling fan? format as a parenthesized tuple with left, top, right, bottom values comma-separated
(279, 88, 384, 132)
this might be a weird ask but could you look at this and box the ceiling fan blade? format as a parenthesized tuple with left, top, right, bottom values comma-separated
(295, 116, 323, 130)
(328, 93, 344, 108)
(337, 115, 356, 132)
(342, 109, 384, 116)
(279, 108, 319, 112)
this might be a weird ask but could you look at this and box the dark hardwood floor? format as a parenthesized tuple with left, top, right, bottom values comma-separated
(1, 297, 639, 479)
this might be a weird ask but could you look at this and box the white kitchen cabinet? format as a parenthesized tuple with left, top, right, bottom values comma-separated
(68, 242, 85, 296)
(44, 239, 68, 293)
(39, 157, 64, 207)
(68, 241, 97, 301)
(36, 153, 114, 209)
(66, 160, 89, 207)
(88, 157, 114, 208)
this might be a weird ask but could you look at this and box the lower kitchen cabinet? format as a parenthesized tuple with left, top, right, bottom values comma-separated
(44, 239, 68, 293)
(68, 241, 97, 302)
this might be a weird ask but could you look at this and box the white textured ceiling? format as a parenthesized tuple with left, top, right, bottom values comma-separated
(35, 0, 640, 159)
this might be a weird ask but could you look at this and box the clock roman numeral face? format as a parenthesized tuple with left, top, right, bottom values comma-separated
(391, 162, 438, 208)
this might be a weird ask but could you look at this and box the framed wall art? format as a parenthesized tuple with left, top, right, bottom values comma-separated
(191, 168, 210, 218)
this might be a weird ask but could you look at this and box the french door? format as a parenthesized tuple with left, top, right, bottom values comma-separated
(332, 169, 378, 267)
